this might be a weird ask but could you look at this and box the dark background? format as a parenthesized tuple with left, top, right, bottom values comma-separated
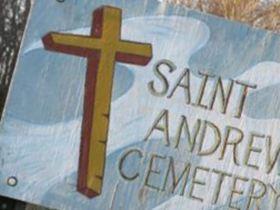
(0, 0, 31, 117)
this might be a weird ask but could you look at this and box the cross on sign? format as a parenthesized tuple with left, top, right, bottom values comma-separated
(42, 6, 153, 198)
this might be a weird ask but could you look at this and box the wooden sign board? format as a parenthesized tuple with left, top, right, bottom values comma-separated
(1, 0, 280, 209)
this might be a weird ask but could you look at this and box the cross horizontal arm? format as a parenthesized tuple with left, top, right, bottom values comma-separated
(42, 32, 102, 57)
(117, 40, 153, 65)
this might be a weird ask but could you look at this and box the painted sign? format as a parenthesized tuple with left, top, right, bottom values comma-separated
(2, 0, 280, 210)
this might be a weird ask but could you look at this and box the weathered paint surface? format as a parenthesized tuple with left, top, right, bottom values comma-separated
(2, 0, 280, 210)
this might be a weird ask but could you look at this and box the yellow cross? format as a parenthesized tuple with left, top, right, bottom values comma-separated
(42, 6, 152, 198)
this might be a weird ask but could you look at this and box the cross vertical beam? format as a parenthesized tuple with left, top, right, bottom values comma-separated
(42, 6, 152, 198)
